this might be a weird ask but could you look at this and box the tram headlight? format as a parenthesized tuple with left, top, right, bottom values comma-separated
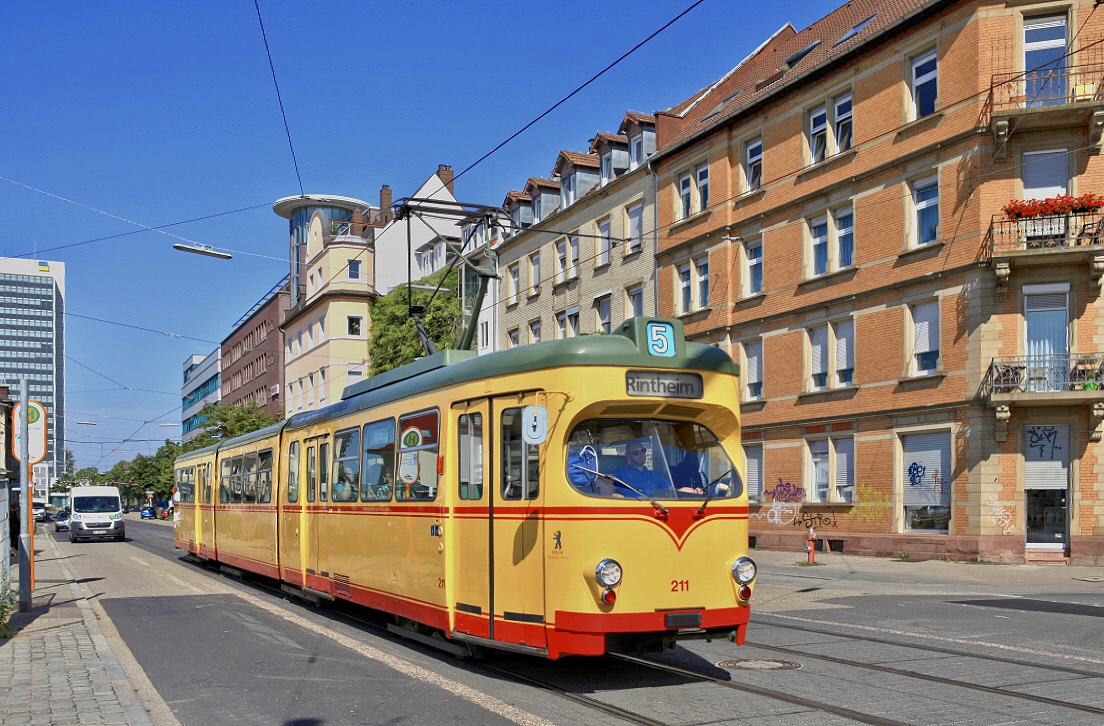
(595, 558, 623, 588)
(731, 557, 757, 585)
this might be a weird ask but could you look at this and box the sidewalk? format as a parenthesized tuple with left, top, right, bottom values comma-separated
(1, 525, 157, 726)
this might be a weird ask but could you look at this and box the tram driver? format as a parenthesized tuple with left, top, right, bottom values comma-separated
(609, 440, 705, 498)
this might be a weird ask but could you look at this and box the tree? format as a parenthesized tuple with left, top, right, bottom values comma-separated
(370, 266, 461, 375)
(185, 401, 280, 451)
(53, 449, 79, 494)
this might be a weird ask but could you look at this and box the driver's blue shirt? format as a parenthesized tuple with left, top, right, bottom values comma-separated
(608, 465, 671, 496)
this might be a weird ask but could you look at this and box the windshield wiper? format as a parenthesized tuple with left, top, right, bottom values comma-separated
(696, 468, 735, 517)
(570, 464, 669, 516)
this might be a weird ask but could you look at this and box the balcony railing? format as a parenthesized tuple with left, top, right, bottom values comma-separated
(986, 353, 1104, 396)
(991, 58, 1104, 113)
(989, 211, 1102, 256)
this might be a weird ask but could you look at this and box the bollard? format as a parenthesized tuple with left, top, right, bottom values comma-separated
(805, 527, 817, 564)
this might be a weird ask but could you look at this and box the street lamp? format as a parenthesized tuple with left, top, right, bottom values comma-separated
(173, 243, 232, 260)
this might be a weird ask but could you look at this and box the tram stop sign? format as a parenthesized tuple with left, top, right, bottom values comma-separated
(12, 400, 47, 465)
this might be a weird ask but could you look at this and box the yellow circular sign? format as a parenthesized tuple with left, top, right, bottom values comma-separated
(27, 406, 41, 424)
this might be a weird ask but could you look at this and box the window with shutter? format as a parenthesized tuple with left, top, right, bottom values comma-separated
(810, 326, 828, 390)
(744, 444, 763, 502)
(902, 431, 951, 530)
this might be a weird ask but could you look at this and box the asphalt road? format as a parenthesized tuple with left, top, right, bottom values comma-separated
(50, 516, 1104, 726)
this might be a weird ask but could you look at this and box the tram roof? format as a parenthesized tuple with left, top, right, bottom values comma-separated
(284, 317, 737, 432)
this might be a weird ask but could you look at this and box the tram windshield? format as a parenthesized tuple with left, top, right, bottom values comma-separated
(566, 418, 742, 501)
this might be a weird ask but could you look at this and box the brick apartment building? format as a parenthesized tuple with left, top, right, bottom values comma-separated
(649, 0, 1104, 563)
(221, 276, 289, 419)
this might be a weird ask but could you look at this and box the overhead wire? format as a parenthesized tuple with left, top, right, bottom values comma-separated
(254, 0, 304, 197)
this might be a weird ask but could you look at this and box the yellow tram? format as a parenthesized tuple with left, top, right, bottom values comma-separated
(174, 318, 757, 658)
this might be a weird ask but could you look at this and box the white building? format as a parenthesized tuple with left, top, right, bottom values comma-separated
(181, 349, 220, 443)
(373, 165, 462, 292)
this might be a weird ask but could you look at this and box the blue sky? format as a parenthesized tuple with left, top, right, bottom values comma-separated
(2, 0, 843, 471)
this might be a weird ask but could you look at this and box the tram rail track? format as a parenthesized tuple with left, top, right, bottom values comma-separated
(750, 614, 1104, 677)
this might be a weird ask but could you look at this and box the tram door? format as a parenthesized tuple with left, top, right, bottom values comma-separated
(449, 396, 546, 649)
(278, 440, 305, 586)
(197, 462, 215, 557)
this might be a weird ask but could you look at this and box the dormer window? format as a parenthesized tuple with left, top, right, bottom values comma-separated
(784, 40, 821, 71)
(630, 134, 644, 169)
(600, 152, 613, 186)
(532, 196, 542, 223)
(560, 174, 576, 208)
(835, 13, 877, 47)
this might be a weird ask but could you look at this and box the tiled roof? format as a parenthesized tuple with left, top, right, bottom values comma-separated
(526, 176, 561, 191)
(503, 189, 530, 206)
(554, 150, 601, 175)
(589, 132, 628, 154)
(618, 111, 656, 136)
(655, 0, 944, 156)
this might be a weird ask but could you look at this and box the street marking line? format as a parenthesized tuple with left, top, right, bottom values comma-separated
(233, 590, 555, 726)
(757, 611, 1104, 665)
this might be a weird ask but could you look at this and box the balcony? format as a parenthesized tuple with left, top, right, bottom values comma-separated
(987, 212, 1104, 296)
(990, 210, 1103, 256)
(990, 54, 1104, 157)
(985, 353, 1104, 402)
(986, 353, 1104, 441)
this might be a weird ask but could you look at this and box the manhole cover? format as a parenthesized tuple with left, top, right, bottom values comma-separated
(718, 659, 801, 670)
(1073, 576, 1104, 582)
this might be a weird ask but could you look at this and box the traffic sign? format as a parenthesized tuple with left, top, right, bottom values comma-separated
(12, 400, 47, 465)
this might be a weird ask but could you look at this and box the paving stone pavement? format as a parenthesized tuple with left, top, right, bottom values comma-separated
(2, 528, 155, 726)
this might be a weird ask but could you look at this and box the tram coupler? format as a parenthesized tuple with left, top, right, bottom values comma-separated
(805, 528, 817, 564)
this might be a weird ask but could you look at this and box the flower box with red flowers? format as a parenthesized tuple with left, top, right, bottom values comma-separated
(1002, 193, 1104, 221)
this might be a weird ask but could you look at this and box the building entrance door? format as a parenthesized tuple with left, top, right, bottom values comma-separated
(1024, 424, 1068, 550)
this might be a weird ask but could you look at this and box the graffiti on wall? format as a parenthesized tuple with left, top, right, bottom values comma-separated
(752, 478, 838, 529)
(855, 481, 890, 522)
(1026, 425, 1061, 460)
(986, 494, 1015, 535)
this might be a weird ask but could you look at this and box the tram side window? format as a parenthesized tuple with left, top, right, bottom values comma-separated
(332, 427, 361, 502)
(220, 459, 233, 503)
(306, 445, 317, 503)
(243, 452, 259, 504)
(319, 441, 329, 502)
(362, 419, 395, 502)
(396, 410, 439, 502)
(257, 449, 272, 503)
(176, 467, 195, 503)
(230, 455, 245, 504)
(287, 441, 300, 503)
(458, 413, 483, 500)
(501, 408, 539, 500)
(201, 463, 213, 504)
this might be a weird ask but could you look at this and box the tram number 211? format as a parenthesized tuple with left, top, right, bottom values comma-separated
(670, 579, 690, 592)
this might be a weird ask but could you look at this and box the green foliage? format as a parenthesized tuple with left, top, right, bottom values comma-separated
(0, 578, 15, 638)
(185, 401, 280, 451)
(369, 267, 462, 376)
(52, 449, 79, 494)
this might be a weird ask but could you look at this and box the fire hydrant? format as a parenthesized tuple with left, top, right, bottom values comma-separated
(805, 528, 817, 564)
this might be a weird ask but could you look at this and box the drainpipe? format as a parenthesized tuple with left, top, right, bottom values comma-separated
(647, 154, 659, 317)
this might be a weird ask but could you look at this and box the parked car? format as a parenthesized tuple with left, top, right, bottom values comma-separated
(54, 510, 70, 533)
(140, 506, 157, 519)
(32, 501, 48, 522)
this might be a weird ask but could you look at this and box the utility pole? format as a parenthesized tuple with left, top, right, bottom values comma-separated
(18, 378, 33, 612)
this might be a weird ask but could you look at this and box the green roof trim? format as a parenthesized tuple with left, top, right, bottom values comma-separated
(280, 318, 737, 433)
(342, 349, 476, 399)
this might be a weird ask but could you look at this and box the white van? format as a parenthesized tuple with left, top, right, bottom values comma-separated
(68, 485, 125, 542)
